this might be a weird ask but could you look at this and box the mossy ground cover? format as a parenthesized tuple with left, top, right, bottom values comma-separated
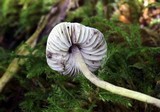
(0, 0, 160, 111)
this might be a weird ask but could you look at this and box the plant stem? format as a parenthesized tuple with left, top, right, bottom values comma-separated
(0, 16, 48, 92)
(0, 0, 76, 92)
(74, 47, 160, 108)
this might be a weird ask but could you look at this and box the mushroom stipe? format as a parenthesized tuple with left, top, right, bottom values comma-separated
(46, 22, 160, 108)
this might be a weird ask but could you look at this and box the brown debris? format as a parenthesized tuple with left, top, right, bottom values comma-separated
(119, 3, 131, 24)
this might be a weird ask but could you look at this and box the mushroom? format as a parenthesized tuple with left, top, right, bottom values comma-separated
(46, 22, 160, 108)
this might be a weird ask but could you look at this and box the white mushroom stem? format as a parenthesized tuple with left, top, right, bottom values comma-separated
(73, 46, 160, 108)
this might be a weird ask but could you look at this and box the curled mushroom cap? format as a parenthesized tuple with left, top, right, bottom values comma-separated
(46, 22, 107, 75)
(46, 22, 160, 108)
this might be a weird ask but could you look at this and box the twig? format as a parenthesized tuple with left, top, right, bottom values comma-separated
(0, 16, 48, 92)
(0, 0, 77, 93)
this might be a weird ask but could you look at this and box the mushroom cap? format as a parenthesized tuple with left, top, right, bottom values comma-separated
(46, 22, 107, 75)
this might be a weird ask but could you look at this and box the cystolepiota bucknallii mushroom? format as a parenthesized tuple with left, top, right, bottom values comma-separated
(46, 22, 160, 108)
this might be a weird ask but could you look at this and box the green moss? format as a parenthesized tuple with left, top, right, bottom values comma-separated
(1, 0, 160, 111)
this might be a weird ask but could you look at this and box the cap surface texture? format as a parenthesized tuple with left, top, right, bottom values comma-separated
(46, 22, 107, 75)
